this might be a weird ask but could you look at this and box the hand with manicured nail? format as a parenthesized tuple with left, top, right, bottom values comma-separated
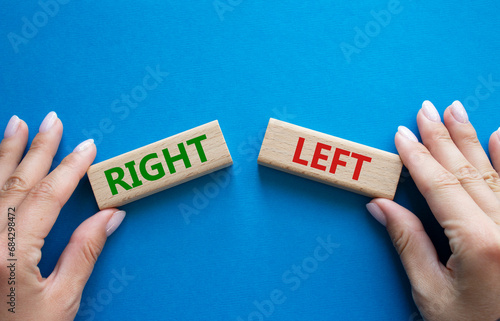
(0, 112, 125, 320)
(367, 101, 500, 320)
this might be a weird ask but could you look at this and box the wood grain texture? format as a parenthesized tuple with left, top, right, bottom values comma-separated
(257, 118, 402, 199)
(88, 120, 232, 209)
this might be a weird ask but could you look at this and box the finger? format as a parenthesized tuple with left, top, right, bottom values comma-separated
(17, 139, 96, 239)
(489, 129, 500, 175)
(48, 209, 125, 310)
(366, 199, 450, 302)
(1, 111, 62, 207)
(0, 117, 28, 231)
(0, 116, 29, 187)
(417, 101, 500, 219)
(395, 126, 491, 233)
(443, 101, 500, 198)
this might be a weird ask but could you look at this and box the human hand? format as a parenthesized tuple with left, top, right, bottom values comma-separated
(367, 101, 500, 320)
(0, 112, 125, 320)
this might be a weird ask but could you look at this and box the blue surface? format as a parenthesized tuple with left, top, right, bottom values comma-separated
(2, 0, 500, 320)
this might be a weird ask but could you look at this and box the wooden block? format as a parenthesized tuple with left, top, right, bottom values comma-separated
(88, 120, 232, 209)
(257, 119, 402, 199)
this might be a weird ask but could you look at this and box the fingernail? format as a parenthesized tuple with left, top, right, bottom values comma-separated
(366, 203, 387, 226)
(397, 126, 419, 142)
(450, 101, 469, 123)
(39, 111, 58, 133)
(73, 139, 94, 153)
(106, 210, 126, 237)
(4, 115, 21, 139)
(421, 100, 441, 122)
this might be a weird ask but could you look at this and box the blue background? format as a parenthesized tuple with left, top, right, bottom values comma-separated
(2, 0, 500, 320)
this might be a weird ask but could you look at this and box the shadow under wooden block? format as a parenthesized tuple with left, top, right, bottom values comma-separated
(88, 120, 233, 209)
(257, 118, 402, 200)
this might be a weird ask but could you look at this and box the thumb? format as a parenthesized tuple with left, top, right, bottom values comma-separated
(367, 198, 448, 297)
(49, 209, 126, 301)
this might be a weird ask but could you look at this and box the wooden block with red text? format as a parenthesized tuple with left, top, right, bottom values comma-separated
(257, 119, 402, 199)
(88, 120, 233, 209)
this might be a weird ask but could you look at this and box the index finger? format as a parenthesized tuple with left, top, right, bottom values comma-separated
(0, 116, 29, 187)
(395, 127, 492, 233)
(17, 139, 96, 241)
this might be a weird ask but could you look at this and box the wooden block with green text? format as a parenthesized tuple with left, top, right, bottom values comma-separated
(257, 118, 402, 199)
(88, 120, 233, 209)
